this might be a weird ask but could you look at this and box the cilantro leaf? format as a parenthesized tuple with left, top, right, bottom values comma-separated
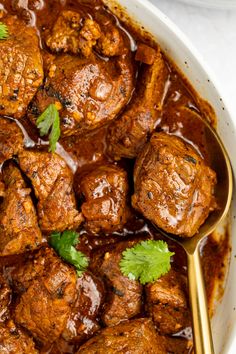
(36, 104, 61, 152)
(119, 240, 174, 285)
(0, 22, 9, 40)
(49, 230, 89, 276)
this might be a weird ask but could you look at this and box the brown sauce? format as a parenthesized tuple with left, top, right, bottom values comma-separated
(0, 0, 230, 353)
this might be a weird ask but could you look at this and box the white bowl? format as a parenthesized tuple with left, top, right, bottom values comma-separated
(107, 1, 236, 353)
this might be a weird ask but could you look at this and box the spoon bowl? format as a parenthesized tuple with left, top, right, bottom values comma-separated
(156, 115, 233, 354)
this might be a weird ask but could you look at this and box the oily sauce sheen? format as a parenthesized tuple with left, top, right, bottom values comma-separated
(0, 1, 230, 353)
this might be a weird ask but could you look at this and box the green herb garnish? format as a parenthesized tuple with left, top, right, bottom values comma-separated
(120, 240, 174, 285)
(0, 22, 9, 40)
(49, 230, 89, 276)
(36, 104, 61, 152)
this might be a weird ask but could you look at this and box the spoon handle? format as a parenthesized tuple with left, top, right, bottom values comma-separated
(187, 248, 214, 354)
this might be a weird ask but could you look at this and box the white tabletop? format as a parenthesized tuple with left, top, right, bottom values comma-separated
(150, 0, 236, 122)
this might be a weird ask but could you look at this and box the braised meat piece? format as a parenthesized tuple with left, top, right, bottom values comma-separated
(28, 52, 135, 136)
(146, 269, 191, 334)
(132, 132, 217, 237)
(92, 9, 129, 57)
(76, 164, 129, 234)
(13, 247, 77, 345)
(0, 273, 11, 321)
(0, 118, 24, 164)
(135, 43, 157, 65)
(62, 272, 104, 344)
(0, 320, 38, 354)
(18, 150, 83, 233)
(107, 47, 169, 159)
(45, 10, 126, 58)
(11, 251, 47, 295)
(11, 0, 44, 23)
(0, 16, 43, 118)
(45, 11, 101, 57)
(163, 336, 193, 354)
(77, 318, 166, 354)
(0, 163, 42, 256)
(96, 22, 125, 57)
(0, 179, 5, 197)
(91, 240, 142, 326)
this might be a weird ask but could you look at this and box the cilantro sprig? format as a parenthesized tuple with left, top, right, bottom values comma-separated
(49, 230, 89, 276)
(120, 240, 174, 285)
(36, 104, 61, 152)
(0, 22, 9, 40)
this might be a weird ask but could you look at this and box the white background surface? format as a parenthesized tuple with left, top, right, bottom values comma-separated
(149, 0, 236, 122)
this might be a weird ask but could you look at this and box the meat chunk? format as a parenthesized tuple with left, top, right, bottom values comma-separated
(18, 150, 83, 233)
(0, 179, 5, 198)
(135, 43, 157, 65)
(163, 335, 193, 354)
(91, 241, 142, 326)
(0, 163, 42, 256)
(62, 272, 104, 343)
(0, 320, 38, 354)
(13, 247, 77, 345)
(45, 10, 125, 58)
(11, 0, 44, 23)
(76, 164, 129, 234)
(92, 10, 128, 57)
(0, 273, 11, 321)
(0, 16, 43, 118)
(0, 118, 24, 164)
(132, 132, 217, 237)
(77, 318, 166, 354)
(45, 11, 101, 57)
(107, 47, 169, 159)
(96, 23, 125, 57)
(146, 269, 191, 334)
(28, 52, 134, 136)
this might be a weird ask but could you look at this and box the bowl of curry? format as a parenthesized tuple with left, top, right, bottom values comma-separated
(0, 0, 235, 353)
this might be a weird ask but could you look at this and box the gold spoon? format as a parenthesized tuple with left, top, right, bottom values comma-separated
(156, 116, 233, 354)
